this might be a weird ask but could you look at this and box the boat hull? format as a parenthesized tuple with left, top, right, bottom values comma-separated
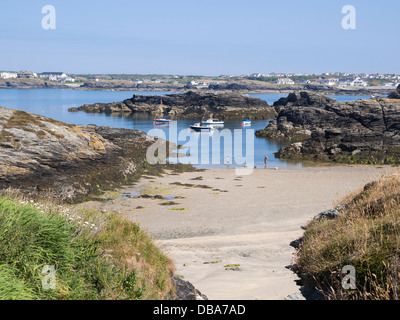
(202, 120, 224, 125)
(154, 119, 171, 125)
(190, 125, 211, 131)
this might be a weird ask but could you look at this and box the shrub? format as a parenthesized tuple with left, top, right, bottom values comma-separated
(0, 195, 174, 300)
(296, 174, 400, 299)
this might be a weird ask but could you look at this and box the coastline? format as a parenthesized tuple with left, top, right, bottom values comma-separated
(74, 165, 397, 299)
(0, 82, 393, 96)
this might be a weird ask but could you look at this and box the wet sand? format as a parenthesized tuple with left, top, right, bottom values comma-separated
(76, 165, 397, 300)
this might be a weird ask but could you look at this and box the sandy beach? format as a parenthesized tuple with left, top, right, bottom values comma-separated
(76, 165, 397, 300)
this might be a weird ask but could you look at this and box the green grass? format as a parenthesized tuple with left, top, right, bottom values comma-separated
(159, 201, 180, 206)
(223, 264, 240, 268)
(295, 173, 400, 299)
(203, 260, 222, 264)
(0, 195, 174, 300)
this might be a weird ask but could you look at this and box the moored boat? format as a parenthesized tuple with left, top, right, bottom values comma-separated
(190, 122, 212, 131)
(202, 119, 224, 125)
(153, 116, 172, 125)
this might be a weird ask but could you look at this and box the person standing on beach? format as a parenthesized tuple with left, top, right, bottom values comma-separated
(227, 155, 230, 168)
(264, 154, 268, 168)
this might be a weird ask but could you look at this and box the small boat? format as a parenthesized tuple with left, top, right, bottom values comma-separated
(202, 119, 224, 125)
(153, 116, 172, 125)
(241, 119, 251, 126)
(190, 122, 212, 132)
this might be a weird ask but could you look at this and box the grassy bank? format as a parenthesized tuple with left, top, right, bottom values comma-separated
(0, 192, 174, 300)
(295, 172, 400, 299)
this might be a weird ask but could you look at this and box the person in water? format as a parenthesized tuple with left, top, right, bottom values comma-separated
(264, 154, 268, 168)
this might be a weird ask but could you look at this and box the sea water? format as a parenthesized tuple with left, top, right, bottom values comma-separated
(0, 89, 373, 169)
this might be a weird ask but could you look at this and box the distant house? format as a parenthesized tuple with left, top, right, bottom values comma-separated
(338, 79, 352, 87)
(318, 78, 339, 86)
(59, 77, 75, 83)
(383, 82, 400, 87)
(17, 71, 38, 79)
(91, 75, 111, 81)
(276, 78, 295, 85)
(0, 72, 18, 79)
(351, 78, 368, 87)
(338, 78, 368, 87)
(40, 72, 67, 81)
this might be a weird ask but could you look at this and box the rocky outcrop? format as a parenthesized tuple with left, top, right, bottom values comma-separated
(171, 276, 208, 300)
(256, 92, 341, 141)
(388, 84, 400, 99)
(80, 81, 183, 91)
(207, 81, 298, 92)
(0, 107, 177, 202)
(256, 92, 400, 164)
(68, 91, 277, 120)
(0, 80, 70, 89)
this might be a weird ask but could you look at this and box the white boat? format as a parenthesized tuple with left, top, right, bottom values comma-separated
(241, 118, 251, 126)
(153, 117, 172, 125)
(202, 119, 224, 125)
(190, 122, 212, 132)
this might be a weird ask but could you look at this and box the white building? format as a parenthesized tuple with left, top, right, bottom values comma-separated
(318, 78, 339, 86)
(276, 78, 295, 85)
(40, 72, 67, 80)
(383, 82, 400, 87)
(0, 72, 18, 79)
(59, 77, 75, 83)
(351, 78, 368, 87)
(17, 71, 38, 79)
(338, 78, 368, 87)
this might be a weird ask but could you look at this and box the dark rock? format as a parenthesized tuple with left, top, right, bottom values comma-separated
(80, 81, 183, 92)
(290, 238, 303, 249)
(0, 142, 14, 148)
(69, 91, 277, 120)
(257, 92, 400, 164)
(3, 81, 70, 89)
(388, 84, 400, 99)
(207, 82, 297, 92)
(0, 106, 173, 202)
(314, 205, 347, 220)
(171, 276, 208, 300)
(285, 292, 306, 300)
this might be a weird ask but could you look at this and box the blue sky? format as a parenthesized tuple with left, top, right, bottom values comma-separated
(0, 0, 398, 75)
